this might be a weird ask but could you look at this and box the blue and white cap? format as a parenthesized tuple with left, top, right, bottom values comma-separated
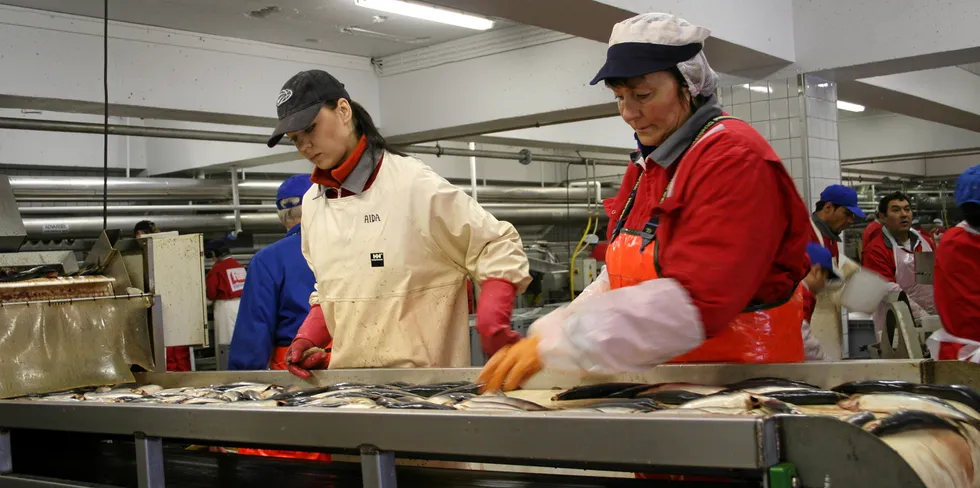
(590, 13, 718, 97)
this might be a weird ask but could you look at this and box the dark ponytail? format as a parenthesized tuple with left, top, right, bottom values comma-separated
(325, 99, 407, 157)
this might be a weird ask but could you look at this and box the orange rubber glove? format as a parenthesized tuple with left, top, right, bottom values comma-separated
(477, 337, 542, 392)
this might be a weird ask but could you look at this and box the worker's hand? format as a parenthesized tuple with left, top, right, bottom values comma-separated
(285, 339, 330, 379)
(475, 279, 520, 356)
(803, 265, 827, 294)
(285, 305, 332, 379)
(478, 337, 542, 392)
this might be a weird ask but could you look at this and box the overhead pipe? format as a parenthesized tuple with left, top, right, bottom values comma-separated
(0, 116, 627, 167)
(8, 176, 614, 202)
(21, 205, 606, 239)
(18, 204, 274, 215)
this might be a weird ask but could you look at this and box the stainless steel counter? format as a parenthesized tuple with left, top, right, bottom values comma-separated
(3, 360, 968, 487)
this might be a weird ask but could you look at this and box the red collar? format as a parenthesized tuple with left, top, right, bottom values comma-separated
(310, 136, 368, 188)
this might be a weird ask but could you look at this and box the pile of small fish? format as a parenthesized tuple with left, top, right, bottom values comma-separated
(18, 377, 980, 486)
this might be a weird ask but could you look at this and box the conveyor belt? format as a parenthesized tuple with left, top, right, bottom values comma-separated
(5, 431, 756, 488)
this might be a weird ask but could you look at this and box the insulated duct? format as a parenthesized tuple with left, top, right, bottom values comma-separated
(21, 205, 606, 239)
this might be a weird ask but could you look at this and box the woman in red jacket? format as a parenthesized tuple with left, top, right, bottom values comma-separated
(482, 12, 811, 390)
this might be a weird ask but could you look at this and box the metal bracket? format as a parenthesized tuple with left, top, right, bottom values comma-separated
(0, 429, 11, 474)
(517, 148, 532, 166)
(135, 433, 164, 488)
(359, 446, 396, 488)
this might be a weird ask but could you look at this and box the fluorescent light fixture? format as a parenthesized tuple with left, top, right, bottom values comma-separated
(741, 83, 772, 94)
(837, 100, 865, 112)
(817, 83, 829, 88)
(354, 0, 495, 30)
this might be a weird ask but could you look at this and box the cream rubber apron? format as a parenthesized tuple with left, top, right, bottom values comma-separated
(806, 218, 844, 360)
(872, 229, 935, 340)
(303, 155, 471, 369)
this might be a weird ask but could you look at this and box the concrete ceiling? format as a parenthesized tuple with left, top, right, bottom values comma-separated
(0, 0, 511, 57)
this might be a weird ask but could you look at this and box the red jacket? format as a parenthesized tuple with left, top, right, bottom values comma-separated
(862, 221, 882, 250)
(861, 230, 935, 282)
(206, 257, 246, 301)
(934, 225, 980, 342)
(606, 116, 811, 337)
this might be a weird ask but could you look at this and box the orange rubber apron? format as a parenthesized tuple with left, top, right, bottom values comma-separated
(618, 117, 803, 481)
(606, 115, 804, 365)
(236, 344, 333, 462)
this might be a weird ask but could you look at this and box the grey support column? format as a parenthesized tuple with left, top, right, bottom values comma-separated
(0, 429, 10, 475)
(360, 446, 397, 488)
(135, 434, 164, 488)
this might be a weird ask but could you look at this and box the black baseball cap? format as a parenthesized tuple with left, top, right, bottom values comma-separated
(267, 70, 351, 147)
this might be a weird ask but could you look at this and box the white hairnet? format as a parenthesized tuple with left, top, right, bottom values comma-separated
(678, 51, 718, 98)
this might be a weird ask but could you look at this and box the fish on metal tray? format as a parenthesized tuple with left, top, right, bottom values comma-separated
(632, 390, 705, 405)
(374, 398, 458, 410)
(720, 377, 821, 395)
(757, 397, 802, 415)
(839, 392, 974, 422)
(267, 386, 333, 402)
(399, 382, 476, 398)
(910, 384, 980, 419)
(182, 397, 230, 405)
(551, 383, 650, 401)
(428, 393, 475, 406)
(31, 393, 83, 402)
(677, 392, 758, 411)
(562, 399, 663, 413)
(831, 380, 912, 396)
(457, 396, 549, 412)
(132, 385, 164, 396)
(82, 392, 144, 403)
(429, 383, 483, 397)
(843, 411, 878, 427)
(863, 409, 965, 438)
(297, 397, 378, 408)
(761, 389, 848, 405)
(624, 383, 726, 397)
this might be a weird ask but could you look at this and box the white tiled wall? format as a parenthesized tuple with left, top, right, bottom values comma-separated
(802, 74, 841, 209)
(718, 74, 842, 208)
(719, 78, 804, 195)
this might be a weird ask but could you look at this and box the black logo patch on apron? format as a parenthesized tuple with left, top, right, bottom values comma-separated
(370, 252, 385, 267)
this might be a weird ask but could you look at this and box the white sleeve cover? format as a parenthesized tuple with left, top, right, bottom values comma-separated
(531, 277, 704, 374)
(574, 266, 610, 303)
(801, 320, 826, 361)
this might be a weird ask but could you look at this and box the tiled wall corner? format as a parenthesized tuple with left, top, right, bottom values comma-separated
(719, 75, 842, 207)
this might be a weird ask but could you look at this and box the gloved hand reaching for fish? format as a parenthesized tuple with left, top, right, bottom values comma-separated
(285, 306, 333, 379)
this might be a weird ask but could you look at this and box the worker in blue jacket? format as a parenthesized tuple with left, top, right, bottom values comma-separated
(228, 175, 317, 370)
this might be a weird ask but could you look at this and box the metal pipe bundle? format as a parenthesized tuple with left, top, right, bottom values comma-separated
(9, 176, 614, 203)
(21, 205, 606, 239)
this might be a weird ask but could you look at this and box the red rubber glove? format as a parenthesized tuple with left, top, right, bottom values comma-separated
(476, 278, 521, 357)
(285, 305, 332, 379)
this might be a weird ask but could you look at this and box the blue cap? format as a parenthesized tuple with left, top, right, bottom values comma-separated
(276, 174, 314, 210)
(955, 165, 980, 207)
(819, 184, 866, 219)
(806, 242, 842, 281)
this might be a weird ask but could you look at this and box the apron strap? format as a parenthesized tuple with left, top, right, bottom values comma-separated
(611, 115, 738, 243)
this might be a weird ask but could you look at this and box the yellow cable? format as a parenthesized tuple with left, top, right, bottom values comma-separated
(569, 216, 597, 300)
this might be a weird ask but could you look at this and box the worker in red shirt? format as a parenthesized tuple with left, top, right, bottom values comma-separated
(929, 218, 947, 244)
(928, 165, 980, 361)
(481, 12, 811, 390)
(862, 213, 882, 252)
(862, 191, 936, 341)
(205, 239, 246, 364)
